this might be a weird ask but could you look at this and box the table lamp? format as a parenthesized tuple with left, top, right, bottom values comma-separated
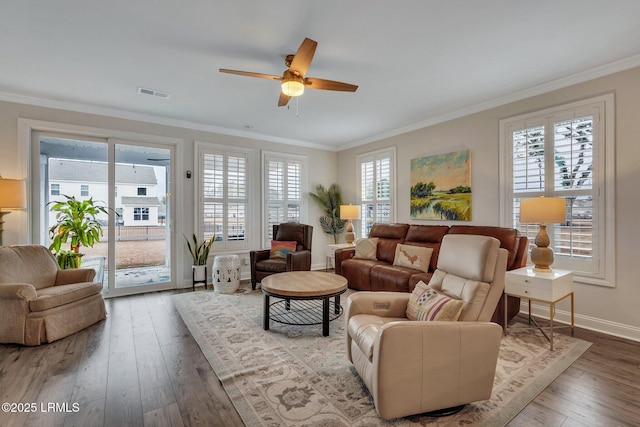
(519, 196, 566, 272)
(340, 204, 361, 245)
(0, 176, 27, 246)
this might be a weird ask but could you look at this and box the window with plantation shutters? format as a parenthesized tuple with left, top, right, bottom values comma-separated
(199, 145, 249, 249)
(357, 147, 395, 238)
(262, 152, 307, 246)
(500, 94, 615, 286)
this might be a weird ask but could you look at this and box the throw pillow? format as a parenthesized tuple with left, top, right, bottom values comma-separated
(270, 240, 297, 259)
(353, 238, 378, 260)
(393, 244, 433, 273)
(406, 281, 464, 321)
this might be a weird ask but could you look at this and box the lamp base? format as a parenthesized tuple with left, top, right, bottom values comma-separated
(345, 219, 355, 244)
(345, 231, 355, 245)
(530, 246, 554, 272)
(0, 210, 11, 246)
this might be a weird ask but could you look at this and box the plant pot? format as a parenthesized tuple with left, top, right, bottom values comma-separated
(192, 265, 207, 282)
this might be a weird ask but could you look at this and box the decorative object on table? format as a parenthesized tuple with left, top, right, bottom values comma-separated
(0, 176, 26, 246)
(339, 204, 361, 244)
(184, 233, 215, 290)
(308, 183, 346, 243)
(48, 195, 114, 268)
(213, 254, 241, 294)
(519, 196, 566, 271)
(410, 149, 471, 221)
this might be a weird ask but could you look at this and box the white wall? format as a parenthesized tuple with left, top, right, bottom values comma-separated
(0, 101, 338, 285)
(337, 66, 640, 341)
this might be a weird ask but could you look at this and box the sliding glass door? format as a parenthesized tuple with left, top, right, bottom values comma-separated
(34, 132, 175, 296)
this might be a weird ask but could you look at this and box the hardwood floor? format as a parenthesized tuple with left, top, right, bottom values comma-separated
(1, 289, 638, 427)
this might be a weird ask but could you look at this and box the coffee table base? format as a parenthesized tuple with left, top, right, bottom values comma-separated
(263, 293, 344, 337)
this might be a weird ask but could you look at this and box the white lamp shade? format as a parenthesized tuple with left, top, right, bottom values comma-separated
(0, 178, 26, 209)
(340, 204, 361, 220)
(520, 196, 565, 224)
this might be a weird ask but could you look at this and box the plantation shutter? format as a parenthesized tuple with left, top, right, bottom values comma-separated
(202, 150, 248, 248)
(503, 95, 612, 284)
(264, 153, 305, 244)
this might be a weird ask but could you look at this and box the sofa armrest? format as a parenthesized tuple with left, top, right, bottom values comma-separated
(0, 283, 37, 345)
(346, 291, 411, 319)
(0, 283, 37, 300)
(335, 247, 355, 275)
(373, 321, 502, 419)
(287, 249, 311, 271)
(55, 268, 96, 286)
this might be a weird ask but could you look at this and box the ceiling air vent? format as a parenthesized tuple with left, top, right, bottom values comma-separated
(137, 87, 171, 99)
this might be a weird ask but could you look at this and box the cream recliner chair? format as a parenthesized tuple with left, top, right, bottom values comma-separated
(345, 234, 507, 420)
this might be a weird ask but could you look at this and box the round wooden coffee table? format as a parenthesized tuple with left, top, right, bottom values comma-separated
(261, 271, 348, 337)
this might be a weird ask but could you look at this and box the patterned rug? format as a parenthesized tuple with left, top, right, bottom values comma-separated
(172, 284, 591, 427)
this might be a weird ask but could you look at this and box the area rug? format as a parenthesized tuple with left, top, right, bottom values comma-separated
(172, 285, 591, 427)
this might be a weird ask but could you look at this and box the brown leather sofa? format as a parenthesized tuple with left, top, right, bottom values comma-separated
(335, 223, 528, 325)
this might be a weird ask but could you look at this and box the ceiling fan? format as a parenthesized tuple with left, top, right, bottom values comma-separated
(219, 37, 358, 107)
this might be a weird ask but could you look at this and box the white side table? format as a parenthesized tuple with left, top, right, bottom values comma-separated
(503, 267, 574, 351)
(326, 243, 354, 270)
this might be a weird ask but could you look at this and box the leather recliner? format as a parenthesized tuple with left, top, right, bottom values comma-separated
(249, 223, 313, 290)
(345, 234, 506, 420)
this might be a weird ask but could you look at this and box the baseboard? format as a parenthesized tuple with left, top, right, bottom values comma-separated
(524, 302, 640, 343)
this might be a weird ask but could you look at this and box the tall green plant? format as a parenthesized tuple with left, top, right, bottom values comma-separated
(308, 184, 347, 244)
(184, 234, 215, 265)
(48, 195, 111, 255)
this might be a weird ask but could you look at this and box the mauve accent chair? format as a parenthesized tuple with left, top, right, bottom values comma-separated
(0, 245, 106, 345)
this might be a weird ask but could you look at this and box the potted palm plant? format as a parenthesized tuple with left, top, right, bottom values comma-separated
(308, 183, 347, 244)
(48, 195, 113, 269)
(184, 233, 215, 283)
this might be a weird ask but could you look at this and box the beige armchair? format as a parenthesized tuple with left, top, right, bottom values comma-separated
(345, 234, 507, 420)
(0, 245, 106, 346)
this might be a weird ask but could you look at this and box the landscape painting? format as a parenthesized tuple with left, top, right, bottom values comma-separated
(410, 149, 471, 221)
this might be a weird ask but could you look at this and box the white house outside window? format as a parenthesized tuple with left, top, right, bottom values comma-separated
(80, 184, 89, 197)
(357, 147, 395, 238)
(500, 94, 615, 286)
(262, 151, 307, 245)
(51, 183, 60, 196)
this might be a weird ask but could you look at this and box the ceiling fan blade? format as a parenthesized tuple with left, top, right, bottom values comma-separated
(289, 38, 317, 77)
(278, 92, 291, 107)
(219, 69, 282, 80)
(304, 77, 358, 92)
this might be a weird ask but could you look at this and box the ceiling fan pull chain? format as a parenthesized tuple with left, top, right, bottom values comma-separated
(296, 97, 300, 118)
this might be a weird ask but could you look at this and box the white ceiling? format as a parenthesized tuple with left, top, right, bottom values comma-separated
(2, 1, 640, 151)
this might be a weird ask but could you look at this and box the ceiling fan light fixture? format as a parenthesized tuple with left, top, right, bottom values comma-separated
(281, 77, 305, 97)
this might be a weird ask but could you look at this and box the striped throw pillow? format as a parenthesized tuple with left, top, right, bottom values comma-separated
(270, 241, 297, 259)
(406, 281, 464, 321)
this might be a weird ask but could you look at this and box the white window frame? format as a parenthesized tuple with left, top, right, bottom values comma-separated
(356, 146, 396, 238)
(499, 94, 615, 287)
(261, 151, 308, 247)
(133, 207, 149, 221)
(195, 142, 252, 251)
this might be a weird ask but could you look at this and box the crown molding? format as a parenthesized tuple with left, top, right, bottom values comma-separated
(0, 91, 335, 152)
(340, 53, 640, 151)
